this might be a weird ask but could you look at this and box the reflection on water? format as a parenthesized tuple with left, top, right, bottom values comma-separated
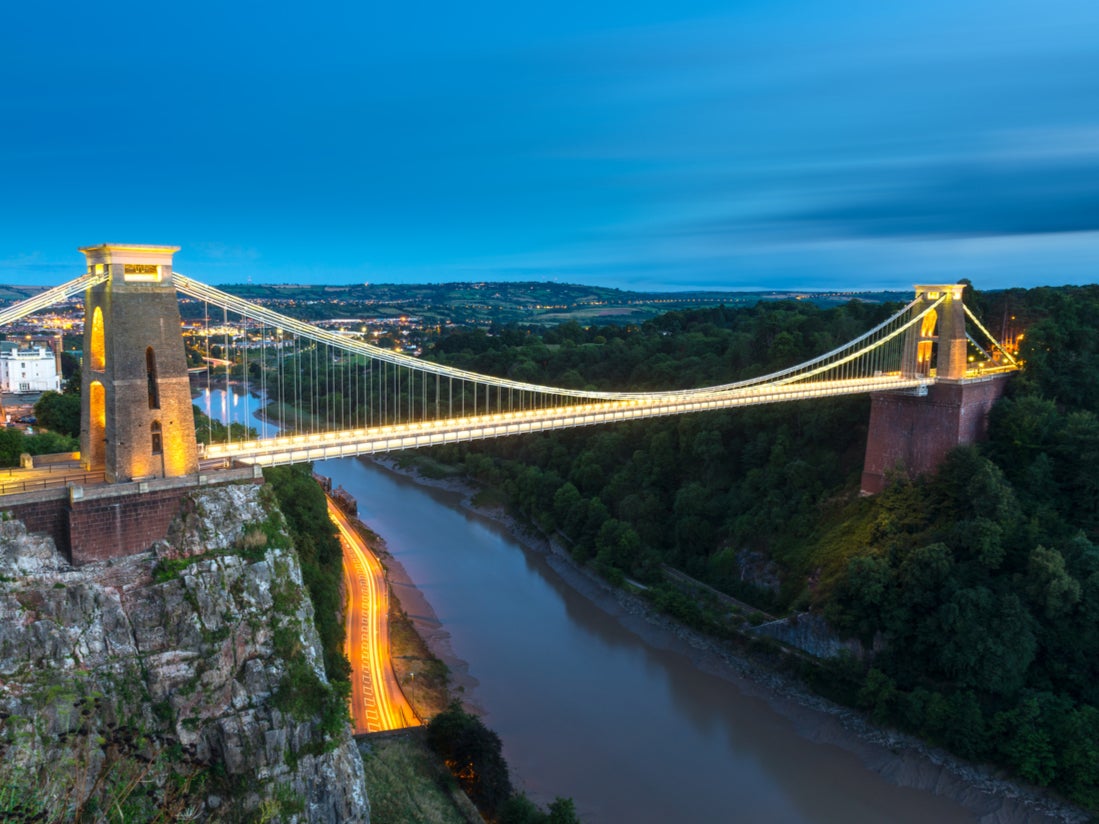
(193, 386, 279, 437)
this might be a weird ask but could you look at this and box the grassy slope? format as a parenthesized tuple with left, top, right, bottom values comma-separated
(358, 736, 484, 824)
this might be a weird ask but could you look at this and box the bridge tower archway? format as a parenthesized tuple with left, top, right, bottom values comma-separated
(78, 244, 199, 482)
(901, 284, 967, 380)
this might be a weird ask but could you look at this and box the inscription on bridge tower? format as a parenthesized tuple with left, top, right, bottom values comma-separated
(79, 244, 199, 482)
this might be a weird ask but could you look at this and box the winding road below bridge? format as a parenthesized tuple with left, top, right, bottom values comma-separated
(330, 498, 418, 733)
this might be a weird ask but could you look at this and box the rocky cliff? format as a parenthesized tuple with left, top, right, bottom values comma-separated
(0, 483, 369, 822)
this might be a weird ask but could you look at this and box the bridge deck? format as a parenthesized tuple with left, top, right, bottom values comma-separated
(205, 374, 930, 467)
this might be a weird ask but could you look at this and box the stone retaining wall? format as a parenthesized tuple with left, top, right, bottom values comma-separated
(2, 467, 263, 565)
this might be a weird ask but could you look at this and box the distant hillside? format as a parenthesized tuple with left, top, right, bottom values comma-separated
(210, 280, 905, 326)
(0, 284, 47, 303)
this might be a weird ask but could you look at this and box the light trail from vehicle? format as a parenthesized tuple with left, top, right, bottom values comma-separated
(330, 498, 418, 733)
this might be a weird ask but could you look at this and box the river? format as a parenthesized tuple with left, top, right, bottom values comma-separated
(201, 387, 978, 823)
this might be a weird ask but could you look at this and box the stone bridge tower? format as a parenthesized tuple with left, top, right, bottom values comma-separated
(861, 282, 1009, 494)
(79, 244, 199, 482)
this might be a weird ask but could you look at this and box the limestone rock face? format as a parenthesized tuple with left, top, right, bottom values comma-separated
(162, 481, 271, 560)
(0, 485, 369, 823)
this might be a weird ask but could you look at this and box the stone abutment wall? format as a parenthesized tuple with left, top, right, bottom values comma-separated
(2, 467, 263, 565)
(861, 374, 1011, 495)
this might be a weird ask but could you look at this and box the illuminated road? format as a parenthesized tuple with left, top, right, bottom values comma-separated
(330, 498, 418, 733)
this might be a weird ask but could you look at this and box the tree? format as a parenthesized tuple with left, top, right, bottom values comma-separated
(1058, 412, 1099, 535)
(414, 287, 1099, 810)
(498, 794, 545, 824)
(548, 797, 581, 824)
(826, 554, 891, 645)
(34, 391, 81, 437)
(995, 694, 1057, 786)
(496, 795, 580, 824)
(24, 431, 78, 456)
(552, 483, 583, 538)
(1026, 545, 1081, 620)
(937, 588, 1036, 697)
(60, 350, 80, 382)
(426, 703, 513, 817)
(0, 428, 26, 467)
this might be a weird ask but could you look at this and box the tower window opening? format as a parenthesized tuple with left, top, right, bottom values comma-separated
(151, 421, 163, 455)
(90, 307, 105, 371)
(146, 347, 160, 409)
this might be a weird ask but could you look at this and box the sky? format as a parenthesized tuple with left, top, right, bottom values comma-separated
(3, 0, 1099, 291)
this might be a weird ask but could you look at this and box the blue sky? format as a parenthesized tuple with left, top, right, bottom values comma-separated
(3, 0, 1098, 291)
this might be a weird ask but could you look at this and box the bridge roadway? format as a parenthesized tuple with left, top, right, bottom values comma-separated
(330, 497, 417, 733)
(205, 374, 930, 467)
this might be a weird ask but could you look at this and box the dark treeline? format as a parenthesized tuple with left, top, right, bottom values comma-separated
(413, 287, 1099, 811)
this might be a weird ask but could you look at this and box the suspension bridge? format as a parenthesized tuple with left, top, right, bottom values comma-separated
(0, 244, 1017, 563)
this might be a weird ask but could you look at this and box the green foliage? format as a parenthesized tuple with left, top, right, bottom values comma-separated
(0, 780, 47, 819)
(0, 427, 79, 467)
(33, 390, 81, 437)
(499, 794, 582, 824)
(0, 428, 23, 467)
(153, 555, 202, 583)
(359, 736, 479, 824)
(263, 464, 351, 684)
(424, 701, 579, 821)
(547, 797, 582, 824)
(23, 430, 79, 456)
(0, 679, 210, 821)
(269, 588, 350, 755)
(498, 794, 547, 824)
(426, 702, 513, 818)
(151, 513, 285, 582)
(272, 651, 348, 739)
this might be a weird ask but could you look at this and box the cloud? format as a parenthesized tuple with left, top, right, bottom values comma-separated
(771, 158, 1099, 240)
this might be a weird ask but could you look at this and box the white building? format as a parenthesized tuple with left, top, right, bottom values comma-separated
(0, 342, 62, 394)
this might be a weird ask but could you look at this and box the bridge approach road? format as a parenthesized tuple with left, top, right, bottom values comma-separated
(330, 498, 418, 733)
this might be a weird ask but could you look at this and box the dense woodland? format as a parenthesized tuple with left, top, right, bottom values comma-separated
(413, 285, 1099, 811)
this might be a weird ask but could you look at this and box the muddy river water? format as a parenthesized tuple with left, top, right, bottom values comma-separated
(319, 456, 977, 824)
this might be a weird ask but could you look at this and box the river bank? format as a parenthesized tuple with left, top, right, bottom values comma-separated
(362, 454, 1087, 824)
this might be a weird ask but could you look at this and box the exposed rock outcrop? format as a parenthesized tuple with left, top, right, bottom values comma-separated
(0, 485, 369, 822)
(750, 611, 865, 659)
